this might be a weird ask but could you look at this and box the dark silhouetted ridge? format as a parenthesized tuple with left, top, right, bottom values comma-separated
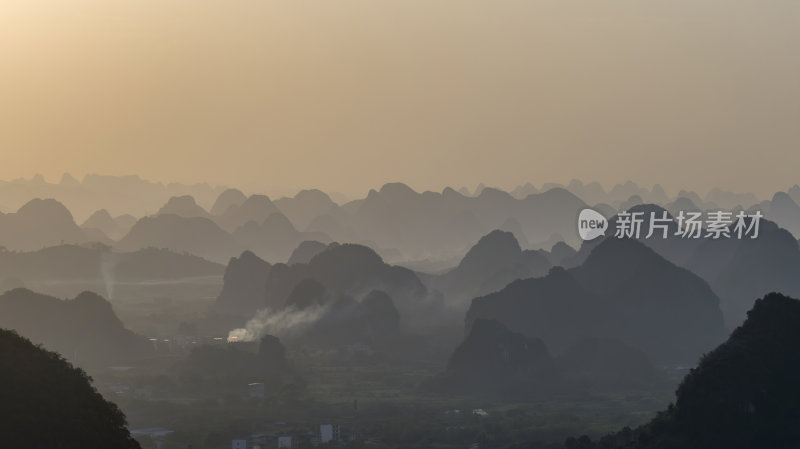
(582, 293, 800, 449)
(0, 328, 141, 448)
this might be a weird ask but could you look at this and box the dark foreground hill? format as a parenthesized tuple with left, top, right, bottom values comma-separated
(570, 293, 800, 449)
(0, 329, 141, 448)
(0, 288, 152, 367)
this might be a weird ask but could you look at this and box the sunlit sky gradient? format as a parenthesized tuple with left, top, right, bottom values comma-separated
(1, 1, 798, 198)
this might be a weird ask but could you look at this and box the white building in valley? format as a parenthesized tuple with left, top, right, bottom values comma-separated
(320, 424, 341, 443)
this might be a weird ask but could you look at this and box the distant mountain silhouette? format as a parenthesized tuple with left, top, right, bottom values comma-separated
(430, 230, 551, 308)
(82, 208, 116, 232)
(684, 219, 800, 326)
(0, 244, 223, 285)
(274, 189, 338, 230)
(119, 206, 332, 263)
(210, 188, 247, 216)
(665, 196, 702, 218)
(0, 198, 97, 251)
(115, 214, 137, 232)
(0, 173, 225, 222)
(0, 289, 151, 367)
(216, 245, 414, 343)
(215, 251, 272, 316)
(761, 191, 800, 238)
(497, 217, 532, 247)
(591, 202, 616, 218)
(547, 241, 577, 266)
(111, 246, 224, 280)
(0, 328, 141, 448)
(536, 180, 669, 208)
(81, 209, 136, 240)
(232, 212, 332, 263)
(217, 243, 440, 335)
(619, 194, 644, 211)
(268, 244, 434, 318)
(340, 183, 587, 260)
(118, 214, 239, 263)
(677, 190, 709, 209)
(566, 204, 703, 269)
(567, 204, 800, 327)
(510, 182, 539, 199)
(156, 195, 211, 218)
(305, 212, 358, 243)
(788, 184, 800, 205)
(704, 187, 759, 210)
(467, 238, 727, 363)
(581, 293, 800, 449)
(425, 319, 560, 397)
(288, 240, 333, 265)
(75, 181, 720, 262)
(215, 194, 280, 232)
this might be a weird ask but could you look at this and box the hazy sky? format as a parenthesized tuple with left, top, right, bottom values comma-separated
(1, 1, 798, 198)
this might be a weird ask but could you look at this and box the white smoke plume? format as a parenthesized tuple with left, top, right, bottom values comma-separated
(227, 305, 329, 342)
(100, 251, 117, 300)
